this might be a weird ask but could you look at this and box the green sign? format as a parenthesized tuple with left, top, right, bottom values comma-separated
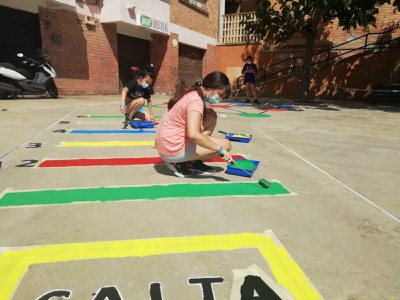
(139, 14, 168, 34)
(140, 15, 152, 28)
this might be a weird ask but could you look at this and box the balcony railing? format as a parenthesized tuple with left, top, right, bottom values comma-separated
(221, 12, 261, 44)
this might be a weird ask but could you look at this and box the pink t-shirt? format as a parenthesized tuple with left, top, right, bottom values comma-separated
(155, 91, 204, 156)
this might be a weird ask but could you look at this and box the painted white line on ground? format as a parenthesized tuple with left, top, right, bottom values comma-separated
(0, 106, 82, 163)
(251, 123, 400, 224)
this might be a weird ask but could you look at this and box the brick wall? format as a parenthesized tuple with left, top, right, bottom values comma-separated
(150, 33, 179, 95)
(170, 0, 219, 38)
(203, 44, 217, 76)
(179, 44, 204, 85)
(262, 2, 400, 48)
(39, 7, 119, 95)
(308, 48, 400, 100)
(217, 41, 400, 101)
(325, 3, 400, 46)
(216, 43, 263, 87)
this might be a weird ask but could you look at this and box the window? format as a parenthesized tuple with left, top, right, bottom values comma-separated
(180, 0, 209, 14)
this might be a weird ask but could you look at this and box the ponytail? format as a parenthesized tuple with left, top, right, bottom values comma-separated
(167, 79, 203, 110)
(168, 71, 231, 110)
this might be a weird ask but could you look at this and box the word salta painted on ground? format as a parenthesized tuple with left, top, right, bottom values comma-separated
(35, 274, 287, 300)
(0, 232, 322, 300)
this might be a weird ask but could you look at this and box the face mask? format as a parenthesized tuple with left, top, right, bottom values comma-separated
(141, 82, 149, 88)
(205, 93, 222, 104)
(246, 60, 252, 64)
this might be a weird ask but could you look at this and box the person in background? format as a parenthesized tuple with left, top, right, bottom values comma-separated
(241, 55, 260, 104)
(120, 68, 155, 127)
(155, 71, 234, 178)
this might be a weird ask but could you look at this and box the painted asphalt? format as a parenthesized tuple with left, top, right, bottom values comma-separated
(0, 95, 399, 299)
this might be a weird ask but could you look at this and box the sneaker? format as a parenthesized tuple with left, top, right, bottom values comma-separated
(254, 99, 260, 104)
(186, 160, 215, 175)
(165, 162, 193, 178)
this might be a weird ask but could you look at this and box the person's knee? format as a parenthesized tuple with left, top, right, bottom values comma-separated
(203, 111, 217, 131)
(224, 140, 232, 152)
(133, 99, 145, 109)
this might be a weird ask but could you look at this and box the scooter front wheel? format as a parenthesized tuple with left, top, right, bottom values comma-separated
(47, 81, 59, 99)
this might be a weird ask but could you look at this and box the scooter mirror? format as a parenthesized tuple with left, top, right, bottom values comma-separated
(17, 53, 24, 57)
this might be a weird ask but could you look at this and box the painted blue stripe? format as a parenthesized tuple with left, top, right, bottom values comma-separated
(69, 129, 156, 134)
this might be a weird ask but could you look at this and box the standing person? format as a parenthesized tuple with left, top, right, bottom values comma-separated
(120, 69, 155, 126)
(155, 71, 234, 178)
(242, 55, 260, 104)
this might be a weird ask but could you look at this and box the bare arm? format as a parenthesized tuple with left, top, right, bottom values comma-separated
(187, 111, 220, 152)
(120, 87, 129, 113)
(146, 98, 155, 123)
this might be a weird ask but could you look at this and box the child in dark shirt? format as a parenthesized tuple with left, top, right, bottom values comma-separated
(120, 69, 155, 124)
(241, 56, 259, 104)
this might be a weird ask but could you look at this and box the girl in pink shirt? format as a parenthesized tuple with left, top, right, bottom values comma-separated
(155, 71, 234, 178)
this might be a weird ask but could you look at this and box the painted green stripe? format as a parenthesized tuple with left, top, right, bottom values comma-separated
(0, 182, 291, 207)
(239, 113, 271, 118)
(89, 115, 125, 118)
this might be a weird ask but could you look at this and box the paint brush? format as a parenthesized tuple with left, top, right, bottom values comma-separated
(229, 160, 270, 188)
(221, 154, 270, 188)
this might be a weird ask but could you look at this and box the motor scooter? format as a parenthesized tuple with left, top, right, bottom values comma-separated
(0, 50, 58, 99)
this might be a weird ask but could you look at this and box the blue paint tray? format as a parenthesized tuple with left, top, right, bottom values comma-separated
(272, 104, 294, 108)
(224, 132, 252, 143)
(129, 121, 155, 129)
(226, 159, 260, 177)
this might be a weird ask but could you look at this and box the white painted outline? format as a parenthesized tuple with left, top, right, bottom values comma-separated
(187, 276, 224, 300)
(230, 264, 295, 300)
(148, 282, 163, 299)
(92, 285, 123, 300)
(35, 289, 72, 300)
(251, 123, 400, 224)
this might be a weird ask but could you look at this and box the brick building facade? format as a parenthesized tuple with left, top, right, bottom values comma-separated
(1, 0, 398, 98)
(38, 7, 119, 95)
(216, 1, 400, 100)
(0, 0, 220, 96)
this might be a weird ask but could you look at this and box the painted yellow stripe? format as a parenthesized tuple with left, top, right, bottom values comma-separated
(0, 232, 322, 300)
(59, 141, 154, 147)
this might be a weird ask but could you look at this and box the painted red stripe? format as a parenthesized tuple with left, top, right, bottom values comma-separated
(38, 155, 245, 168)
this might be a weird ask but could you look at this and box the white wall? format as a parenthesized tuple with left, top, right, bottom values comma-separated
(100, 0, 169, 25)
(117, 22, 153, 40)
(169, 23, 216, 49)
